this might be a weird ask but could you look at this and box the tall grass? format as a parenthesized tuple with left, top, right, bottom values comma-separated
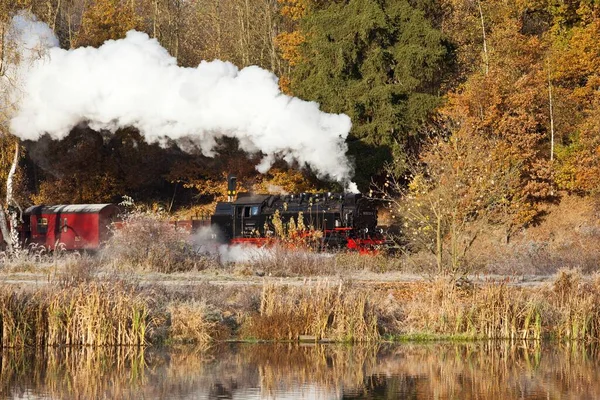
(551, 269, 600, 340)
(242, 280, 379, 342)
(4, 258, 600, 346)
(0, 282, 149, 347)
(167, 300, 226, 343)
(400, 269, 600, 341)
(402, 278, 543, 340)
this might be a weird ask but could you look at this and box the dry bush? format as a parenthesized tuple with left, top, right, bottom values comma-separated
(54, 254, 102, 286)
(480, 228, 600, 275)
(333, 252, 405, 273)
(244, 246, 338, 276)
(241, 280, 379, 342)
(229, 245, 405, 277)
(0, 243, 72, 273)
(102, 213, 218, 273)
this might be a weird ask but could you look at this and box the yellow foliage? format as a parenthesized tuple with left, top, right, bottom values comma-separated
(277, 0, 311, 21)
(271, 210, 285, 237)
(407, 173, 429, 195)
(251, 168, 315, 194)
(183, 177, 228, 203)
(31, 173, 120, 205)
(275, 31, 305, 66)
(76, 0, 143, 47)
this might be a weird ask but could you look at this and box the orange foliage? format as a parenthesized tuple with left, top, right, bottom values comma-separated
(551, 17, 600, 193)
(441, 9, 554, 227)
(31, 173, 119, 205)
(251, 168, 315, 194)
(274, 31, 305, 67)
(275, 0, 312, 93)
(555, 105, 600, 193)
(277, 0, 310, 21)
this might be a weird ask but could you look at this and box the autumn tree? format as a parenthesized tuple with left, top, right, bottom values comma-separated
(274, 0, 311, 93)
(549, 14, 600, 193)
(30, 128, 177, 205)
(435, 1, 556, 231)
(175, 0, 284, 73)
(76, 0, 143, 47)
(0, 10, 49, 252)
(380, 132, 520, 275)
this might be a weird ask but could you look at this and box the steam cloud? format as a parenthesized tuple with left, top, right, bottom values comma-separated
(6, 13, 356, 185)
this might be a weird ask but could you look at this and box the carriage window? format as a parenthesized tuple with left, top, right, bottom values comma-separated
(37, 218, 48, 234)
(63, 218, 68, 233)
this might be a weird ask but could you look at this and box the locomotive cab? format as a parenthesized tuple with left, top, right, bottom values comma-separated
(211, 194, 270, 242)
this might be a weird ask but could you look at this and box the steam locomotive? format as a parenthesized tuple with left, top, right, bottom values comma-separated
(210, 176, 385, 253)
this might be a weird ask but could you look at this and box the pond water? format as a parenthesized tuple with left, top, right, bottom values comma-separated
(0, 341, 598, 399)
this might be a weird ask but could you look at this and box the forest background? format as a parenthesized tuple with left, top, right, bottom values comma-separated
(0, 0, 599, 272)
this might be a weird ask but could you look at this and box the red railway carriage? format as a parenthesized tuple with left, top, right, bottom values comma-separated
(22, 204, 120, 250)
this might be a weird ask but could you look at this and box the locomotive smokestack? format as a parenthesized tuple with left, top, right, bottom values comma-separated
(227, 174, 237, 202)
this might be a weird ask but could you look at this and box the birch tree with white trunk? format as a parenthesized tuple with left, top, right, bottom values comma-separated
(0, 13, 54, 254)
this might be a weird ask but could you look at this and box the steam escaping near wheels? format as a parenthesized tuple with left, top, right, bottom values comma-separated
(6, 12, 358, 188)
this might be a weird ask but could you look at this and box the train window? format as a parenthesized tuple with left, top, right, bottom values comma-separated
(37, 218, 48, 234)
(63, 218, 68, 233)
(251, 206, 260, 216)
(243, 207, 250, 218)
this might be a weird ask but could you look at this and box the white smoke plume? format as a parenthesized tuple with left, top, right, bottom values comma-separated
(5, 12, 357, 184)
(190, 226, 272, 263)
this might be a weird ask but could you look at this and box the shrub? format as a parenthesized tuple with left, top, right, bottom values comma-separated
(102, 213, 218, 273)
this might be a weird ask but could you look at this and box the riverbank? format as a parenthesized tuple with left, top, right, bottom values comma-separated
(0, 264, 598, 346)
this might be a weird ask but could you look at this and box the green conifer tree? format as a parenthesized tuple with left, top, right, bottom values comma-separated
(291, 0, 449, 188)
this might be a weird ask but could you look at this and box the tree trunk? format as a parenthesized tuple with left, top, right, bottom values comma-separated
(6, 142, 21, 253)
(547, 60, 555, 161)
(0, 141, 18, 254)
(6, 142, 19, 211)
(0, 207, 12, 253)
(436, 212, 443, 274)
(477, 0, 489, 75)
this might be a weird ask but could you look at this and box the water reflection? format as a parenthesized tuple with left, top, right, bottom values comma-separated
(0, 341, 599, 399)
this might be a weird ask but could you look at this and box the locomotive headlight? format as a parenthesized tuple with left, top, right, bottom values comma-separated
(364, 227, 369, 233)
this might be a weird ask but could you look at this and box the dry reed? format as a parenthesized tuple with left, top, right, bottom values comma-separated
(241, 280, 380, 342)
(399, 269, 600, 341)
(167, 300, 226, 343)
(0, 282, 149, 347)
